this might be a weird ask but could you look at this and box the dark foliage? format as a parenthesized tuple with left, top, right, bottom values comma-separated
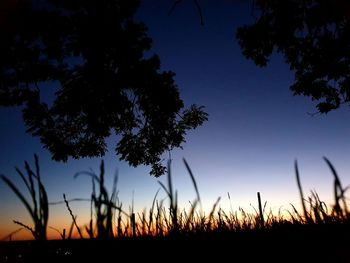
(237, 0, 350, 114)
(0, 0, 208, 176)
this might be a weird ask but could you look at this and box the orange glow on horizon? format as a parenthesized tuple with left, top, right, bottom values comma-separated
(0, 200, 316, 241)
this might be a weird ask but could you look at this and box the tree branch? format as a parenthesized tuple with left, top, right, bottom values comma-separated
(168, 0, 204, 26)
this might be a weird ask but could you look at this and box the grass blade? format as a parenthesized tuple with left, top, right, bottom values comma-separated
(0, 175, 35, 220)
(294, 160, 308, 222)
(183, 158, 201, 203)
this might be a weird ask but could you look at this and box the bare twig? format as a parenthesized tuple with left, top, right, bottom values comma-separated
(168, 0, 204, 26)
(63, 193, 83, 239)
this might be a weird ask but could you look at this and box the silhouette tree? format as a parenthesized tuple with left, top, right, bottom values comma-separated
(237, 0, 350, 114)
(0, 0, 208, 177)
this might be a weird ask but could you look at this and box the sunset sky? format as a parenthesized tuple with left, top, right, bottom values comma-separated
(1, 0, 350, 240)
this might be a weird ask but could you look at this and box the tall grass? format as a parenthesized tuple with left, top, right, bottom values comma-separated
(1, 156, 349, 240)
(74, 160, 127, 239)
(295, 158, 350, 224)
(0, 154, 48, 241)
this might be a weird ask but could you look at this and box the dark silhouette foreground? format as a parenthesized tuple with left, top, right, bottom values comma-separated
(1, 224, 349, 263)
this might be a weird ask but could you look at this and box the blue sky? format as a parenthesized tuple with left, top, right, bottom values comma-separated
(1, 0, 350, 239)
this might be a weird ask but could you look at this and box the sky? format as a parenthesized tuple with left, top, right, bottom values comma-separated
(1, 0, 350, 240)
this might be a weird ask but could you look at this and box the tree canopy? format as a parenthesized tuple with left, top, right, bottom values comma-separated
(0, 0, 208, 177)
(237, 0, 350, 114)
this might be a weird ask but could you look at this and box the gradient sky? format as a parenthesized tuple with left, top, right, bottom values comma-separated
(1, 0, 350, 240)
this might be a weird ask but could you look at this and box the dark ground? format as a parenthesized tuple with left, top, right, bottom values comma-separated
(1, 224, 349, 263)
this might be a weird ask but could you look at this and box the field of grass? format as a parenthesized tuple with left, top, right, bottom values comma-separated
(0, 156, 349, 262)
